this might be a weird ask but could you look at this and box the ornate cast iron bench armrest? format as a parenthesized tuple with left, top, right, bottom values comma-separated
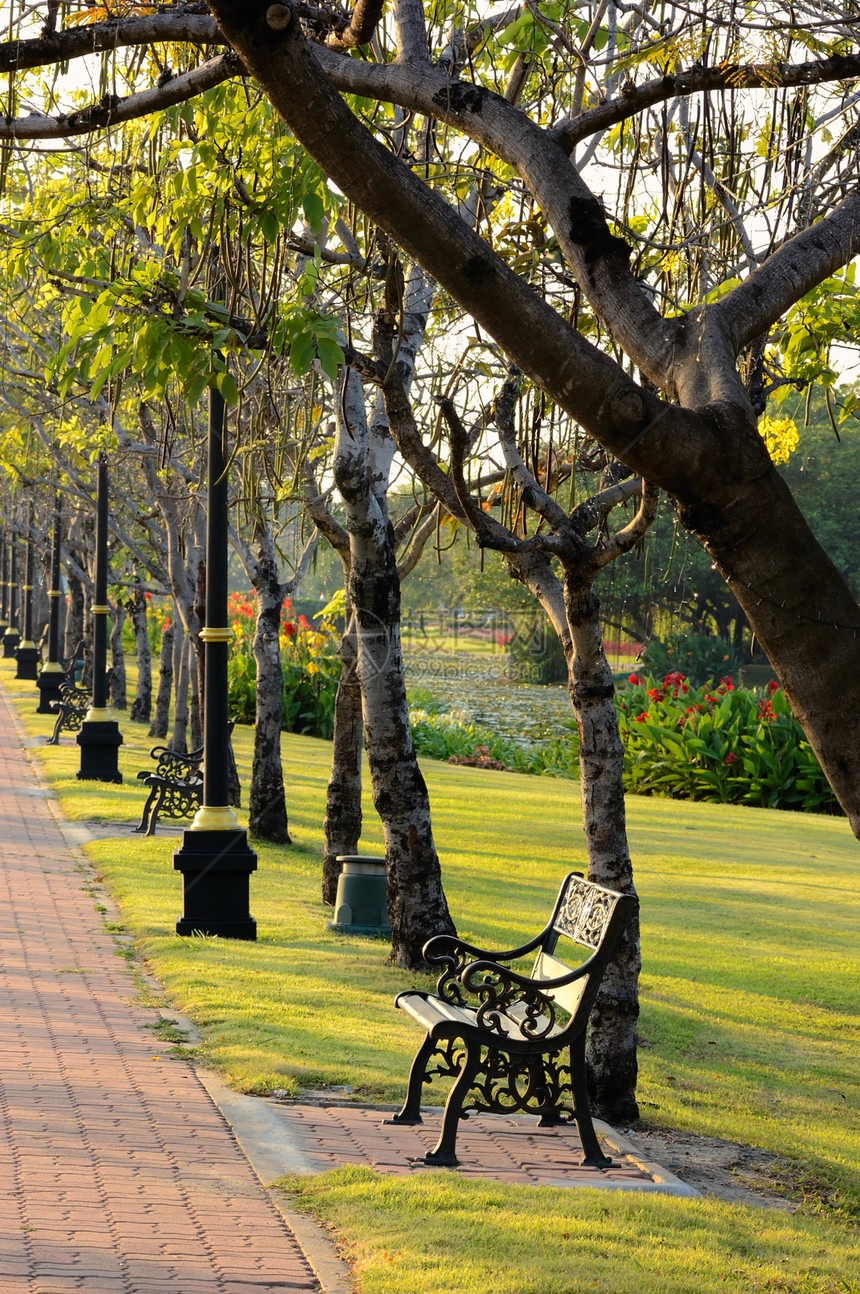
(424, 929, 547, 1004)
(47, 682, 92, 745)
(132, 744, 204, 836)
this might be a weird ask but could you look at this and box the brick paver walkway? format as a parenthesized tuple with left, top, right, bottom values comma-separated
(0, 688, 318, 1294)
(266, 1103, 658, 1189)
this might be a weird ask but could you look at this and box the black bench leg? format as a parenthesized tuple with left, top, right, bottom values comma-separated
(569, 1036, 613, 1168)
(47, 712, 63, 746)
(131, 787, 158, 835)
(386, 1034, 437, 1127)
(423, 1040, 481, 1168)
(145, 786, 168, 836)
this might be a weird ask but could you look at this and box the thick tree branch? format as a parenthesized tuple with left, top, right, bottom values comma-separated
(0, 13, 220, 71)
(207, 2, 724, 500)
(713, 191, 860, 354)
(311, 43, 671, 381)
(592, 479, 659, 570)
(551, 52, 860, 151)
(0, 54, 236, 140)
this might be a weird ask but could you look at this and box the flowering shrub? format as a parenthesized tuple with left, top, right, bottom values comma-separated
(617, 673, 839, 814)
(227, 592, 341, 739)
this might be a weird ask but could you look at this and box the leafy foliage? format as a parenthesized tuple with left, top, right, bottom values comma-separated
(226, 592, 341, 739)
(618, 674, 839, 814)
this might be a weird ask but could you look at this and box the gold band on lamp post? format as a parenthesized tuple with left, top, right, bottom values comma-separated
(48, 589, 61, 598)
(191, 804, 240, 831)
(91, 604, 111, 614)
(85, 706, 113, 722)
(41, 661, 64, 673)
(199, 626, 234, 643)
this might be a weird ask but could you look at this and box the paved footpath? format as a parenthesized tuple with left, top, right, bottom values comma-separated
(0, 687, 320, 1294)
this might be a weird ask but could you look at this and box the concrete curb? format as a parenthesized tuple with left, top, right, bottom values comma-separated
(197, 1072, 354, 1294)
(594, 1121, 700, 1197)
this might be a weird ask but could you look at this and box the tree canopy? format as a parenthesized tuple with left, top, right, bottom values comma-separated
(3, 1, 860, 835)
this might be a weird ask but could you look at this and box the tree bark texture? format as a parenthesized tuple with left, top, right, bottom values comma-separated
(169, 620, 189, 754)
(149, 619, 174, 739)
(129, 589, 152, 723)
(63, 561, 84, 663)
(322, 614, 363, 905)
(249, 536, 291, 843)
(333, 369, 456, 967)
(564, 574, 640, 1125)
(109, 603, 127, 709)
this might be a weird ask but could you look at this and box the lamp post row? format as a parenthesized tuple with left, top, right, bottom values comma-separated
(2, 412, 256, 941)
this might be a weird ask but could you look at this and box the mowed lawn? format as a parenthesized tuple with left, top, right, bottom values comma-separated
(3, 661, 859, 1294)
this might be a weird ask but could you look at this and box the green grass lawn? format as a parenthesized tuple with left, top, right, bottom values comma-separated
(4, 659, 859, 1293)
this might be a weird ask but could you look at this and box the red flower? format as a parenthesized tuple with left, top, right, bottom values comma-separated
(647, 688, 664, 702)
(628, 673, 644, 684)
(283, 622, 295, 637)
(719, 676, 734, 690)
(724, 751, 740, 765)
(766, 679, 779, 694)
(634, 713, 649, 723)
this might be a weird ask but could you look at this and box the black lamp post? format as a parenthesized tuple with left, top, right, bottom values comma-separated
(173, 383, 257, 940)
(16, 502, 40, 681)
(0, 532, 8, 639)
(76, 454, 122, 782)
(3, 523, 20, 658)
(37, 493, 65, 714)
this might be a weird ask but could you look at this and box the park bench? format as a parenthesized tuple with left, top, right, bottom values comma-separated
(47, 679, 92, 745)
(388, 872, 636, 1168)
(132, 743, 204, 836)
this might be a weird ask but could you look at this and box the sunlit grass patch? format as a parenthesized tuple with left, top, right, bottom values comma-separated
(282, 1168, 860, 1294)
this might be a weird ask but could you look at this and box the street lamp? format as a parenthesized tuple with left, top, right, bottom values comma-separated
(173, 383, 257, 940)
(76, 453, 123, 782)
(3, 523, 20, 658)
(0, 532, 8, 639)
(15, 501, 40, 681)
(37, 493, 66, 714)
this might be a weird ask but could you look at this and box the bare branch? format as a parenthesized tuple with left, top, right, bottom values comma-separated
(0, 55, 236, 140)
(551, 51, 860, 152)
(0, 14, 220, 72)
(715, 190, 860, 354)
(592, 479, 659, 570)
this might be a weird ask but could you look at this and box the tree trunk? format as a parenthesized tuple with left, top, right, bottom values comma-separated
(322, 612, 363, 905)
(189, 654, 203, 752)
(333, 368, 455, 968)
(64, 563, 84, 662)
(170, 620, 189, 754)
(149, 619, 174, 739)
(109, 603, 127, 709)
(249, 540, 291, 843)
(564, 572, 640, 1125)
(129, 589, 152, 723)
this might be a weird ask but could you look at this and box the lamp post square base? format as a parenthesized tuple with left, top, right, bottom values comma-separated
(36, 668, 67, 714)
(3, 632, 20, 659)
(15, 645, 40, 681)
(76, 719, 123, 783)
(174, 827, 257, 940)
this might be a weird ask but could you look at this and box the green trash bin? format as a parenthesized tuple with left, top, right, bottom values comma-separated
(329, 855, 390, 937)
